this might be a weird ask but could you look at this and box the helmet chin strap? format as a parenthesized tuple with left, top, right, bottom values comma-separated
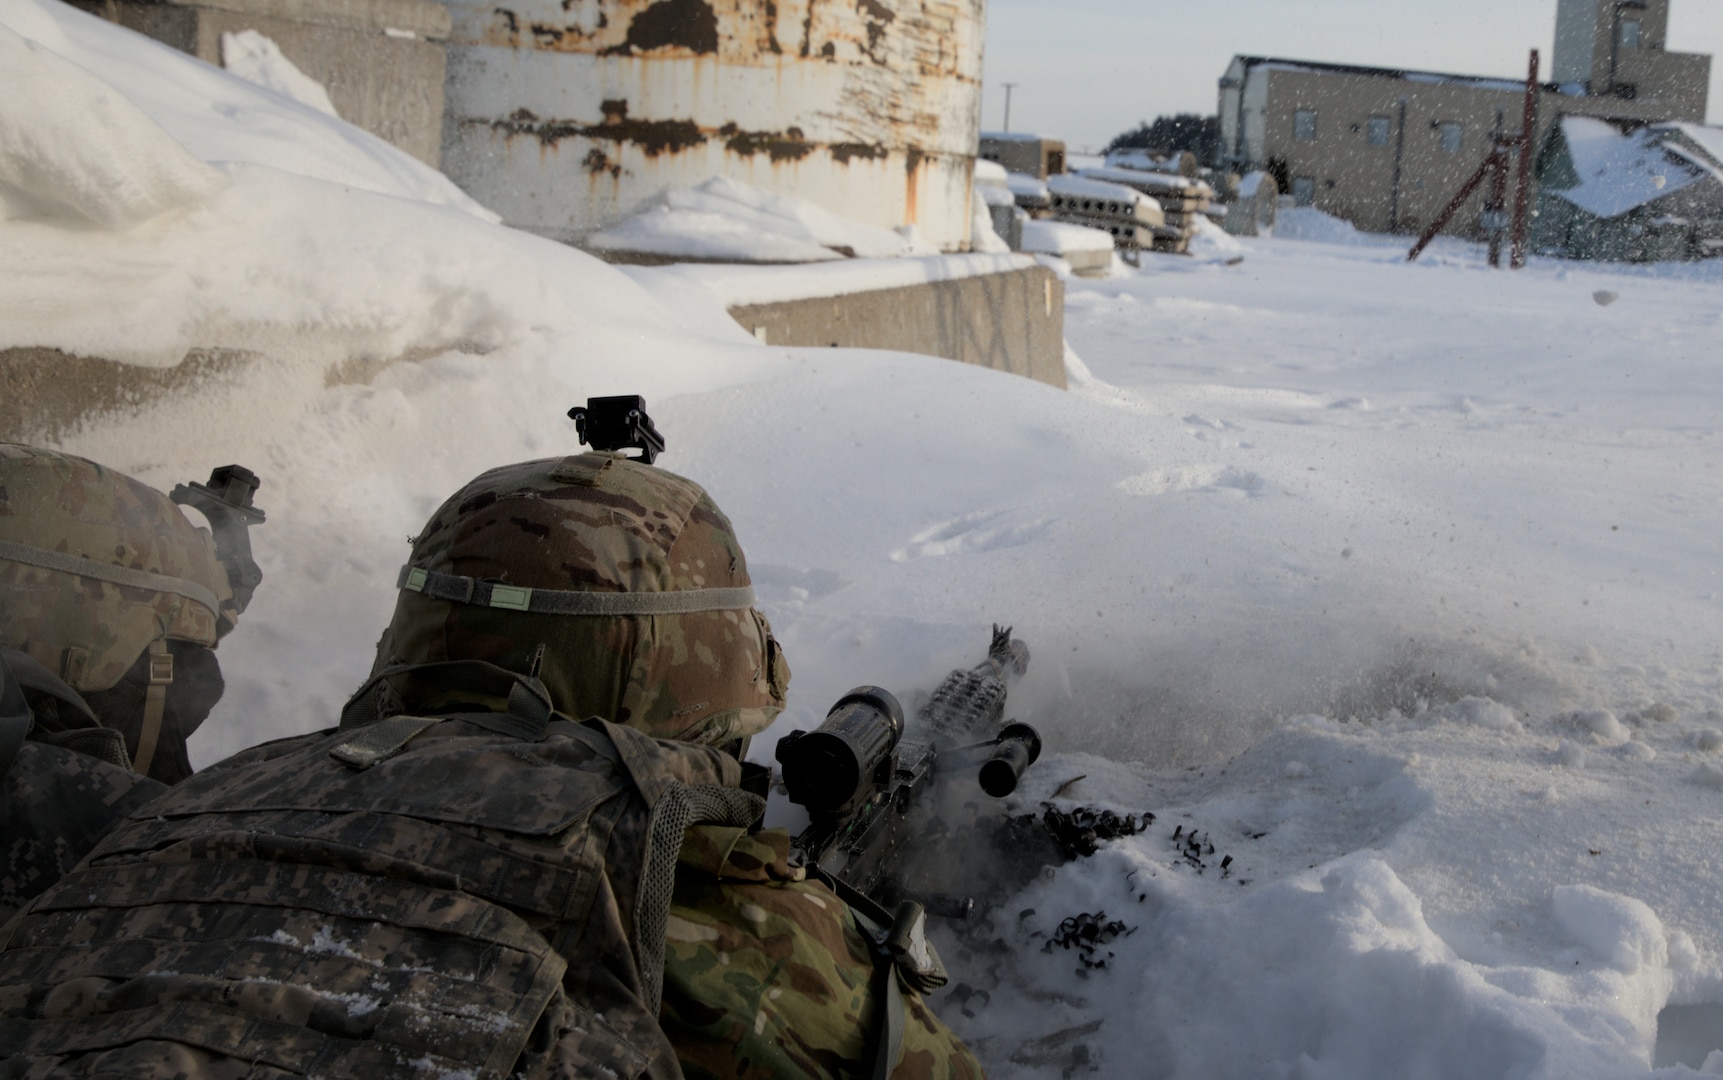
(131, 638, 172, 776)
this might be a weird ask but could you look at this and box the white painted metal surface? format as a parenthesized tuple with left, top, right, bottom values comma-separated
(439, 0, 986, 250)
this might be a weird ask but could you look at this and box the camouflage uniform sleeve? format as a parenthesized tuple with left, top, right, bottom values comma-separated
(0, 742, 167, 921)
(661, 826, 984, 1080)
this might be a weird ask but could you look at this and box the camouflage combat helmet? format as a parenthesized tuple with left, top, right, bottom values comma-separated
(0, 444, 261, 778)
(374, 451, 789, 746)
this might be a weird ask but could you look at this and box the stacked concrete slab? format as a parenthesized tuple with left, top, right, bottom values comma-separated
(1078, 166, 1216, 254)
(1045, 174, 1165, 256)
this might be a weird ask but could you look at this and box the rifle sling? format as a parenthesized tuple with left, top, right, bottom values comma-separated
(809, 867, 908, 1080)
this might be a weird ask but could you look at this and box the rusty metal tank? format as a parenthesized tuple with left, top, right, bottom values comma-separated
(438, 0, 985, 251)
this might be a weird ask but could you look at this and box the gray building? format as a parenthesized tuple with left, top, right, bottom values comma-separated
(1218, 0, 1710, 236)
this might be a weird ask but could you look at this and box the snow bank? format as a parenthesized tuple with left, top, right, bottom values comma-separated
(0, 25, 224, 227)
(0, 0, 493, 220)
(1274, 205, 1368, 244)
(1186, 216, 1246, 263)
(585, 175, 916, 263)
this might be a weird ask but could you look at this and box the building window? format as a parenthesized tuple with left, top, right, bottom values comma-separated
(1439, 122, 1463, 153)
(1620, 19, 1641, 48)
(1294, 109, 1317, 141)
(1290, 176, 1316, 206)
(1366, 116, 1391, 146)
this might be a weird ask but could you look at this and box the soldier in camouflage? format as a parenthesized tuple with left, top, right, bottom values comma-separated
(0, 448, 980, 1078)
(0, 447, 985, 1080)
(0, 443, 262, 920)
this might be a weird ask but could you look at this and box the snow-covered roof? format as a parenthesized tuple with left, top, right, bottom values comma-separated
(980, 130, 1061, 144)
(1552, 116, 1709, 219)
(1233, 54, 1533, 95)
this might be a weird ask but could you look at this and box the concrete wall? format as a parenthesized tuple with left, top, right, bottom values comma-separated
(728, 266, 1067, 390)
(68, 0, 451, 167)
(3, 267, 1066, 443)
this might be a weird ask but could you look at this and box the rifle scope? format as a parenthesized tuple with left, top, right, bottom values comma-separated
(776, 686, 903, 816)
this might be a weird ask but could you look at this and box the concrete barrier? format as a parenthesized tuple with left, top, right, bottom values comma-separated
(2, 265, 1064, 444)
(728, 265, 1067, 390)
(66, 0, 450, 167)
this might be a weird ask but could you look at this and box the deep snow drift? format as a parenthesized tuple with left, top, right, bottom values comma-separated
(4, 0, 1723, 1074)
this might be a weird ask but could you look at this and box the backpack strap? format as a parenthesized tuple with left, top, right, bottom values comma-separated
(130, 639, 173, 777)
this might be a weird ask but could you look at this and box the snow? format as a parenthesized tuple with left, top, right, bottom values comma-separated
(0, 25, 224, 228)
(1185, 216, 1246, 263)
(972, 159, 1017, 212)
(1005, 171, 1049, 203)
(628, 253, 1034, 311)
(982, 131, 1057, 144)
(1020, 220, 1114, 256)
(1045, 173, 1151, 207)
(219, 30, 339, 119)
(1556, 115, 1705, 220)
(1079, 165, 1214, 199)
(1273, 204, 1369, 244)
(585, 175, 914, 263)
(7, 2, 1723, 1076)
(0, 0, 491, 229)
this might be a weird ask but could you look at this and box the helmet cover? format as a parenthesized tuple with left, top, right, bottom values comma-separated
(0, 443, 234, 692)
(375, 452, 788, 745)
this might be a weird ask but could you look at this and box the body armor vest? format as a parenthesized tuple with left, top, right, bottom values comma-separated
(0, 685, 760, 1080)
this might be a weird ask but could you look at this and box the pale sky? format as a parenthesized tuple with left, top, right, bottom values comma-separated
(982, 0, 1723, 152)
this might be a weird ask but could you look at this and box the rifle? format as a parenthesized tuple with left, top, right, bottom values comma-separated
(775, 625, 1042, 920)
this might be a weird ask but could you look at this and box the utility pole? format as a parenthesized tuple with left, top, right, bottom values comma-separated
(1002, 83, 1018, 133)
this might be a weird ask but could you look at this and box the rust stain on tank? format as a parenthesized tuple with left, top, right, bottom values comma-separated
(720, 123, 814, 162)
(489, 104, 707, 157)
(903, 147, 926, 224)
(856, 0, 894, 60)
(583, 147, 622, 179)
(600, 0, 719, 55)
(828, 141, 887, 165)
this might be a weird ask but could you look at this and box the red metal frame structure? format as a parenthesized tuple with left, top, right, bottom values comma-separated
(1409, 50, 1540, 267)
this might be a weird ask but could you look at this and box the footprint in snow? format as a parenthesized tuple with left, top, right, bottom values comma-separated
(1117, 465, 1264, 498)
(890, 510, 1054, 562)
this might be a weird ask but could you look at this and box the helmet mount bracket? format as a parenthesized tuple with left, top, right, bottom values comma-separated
(568, 396, 665, 465)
